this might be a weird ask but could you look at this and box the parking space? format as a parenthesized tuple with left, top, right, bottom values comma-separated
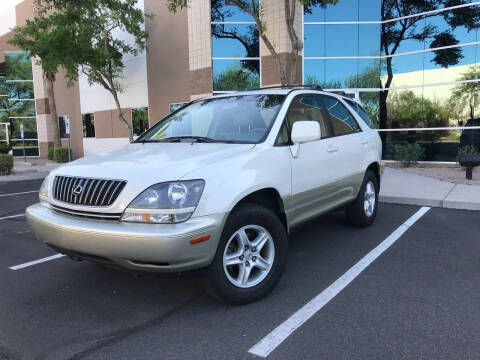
(0, 180, 478, 360)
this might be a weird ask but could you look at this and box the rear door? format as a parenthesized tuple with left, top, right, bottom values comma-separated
(319, 95, 366, 199)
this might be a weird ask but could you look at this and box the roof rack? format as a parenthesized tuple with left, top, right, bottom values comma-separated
(234, 84, 324, 92)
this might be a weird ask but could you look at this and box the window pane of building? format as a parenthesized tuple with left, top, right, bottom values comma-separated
(212, 24, 259, 58)
(304, 59, 357, 88)
(213, 60, 259, 91)
(359, 0, 381, 21)
(58, 116, 67, 138)
(82, 113, 95, 138)
(5, 52, 33, 80)
(9, 118, 37, 139)
(304, 0, 359, 22)
(7, 81, 34, 99)
(211, 2, 255, 22)
(10, 139, 38, 156)
(132, 107, 149, 136)
(8, 100, 36, 117)
(3, 51, 38, 156)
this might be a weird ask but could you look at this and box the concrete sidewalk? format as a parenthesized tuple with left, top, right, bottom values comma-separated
(0, 159, 60, 182)
(380, 167, 480, 211)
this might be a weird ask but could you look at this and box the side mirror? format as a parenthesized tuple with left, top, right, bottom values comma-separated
(291, 121, 321, 144)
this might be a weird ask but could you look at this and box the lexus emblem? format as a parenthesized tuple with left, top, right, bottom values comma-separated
(72, 184, 83, 196)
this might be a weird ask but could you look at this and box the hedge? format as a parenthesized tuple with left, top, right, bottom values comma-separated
(47, 147, 55, 160)
(53, 147, 72, 163)
(0, 143, 10, 154)
(0, 154, 14, 175)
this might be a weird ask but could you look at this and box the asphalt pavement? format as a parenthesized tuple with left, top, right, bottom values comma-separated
(0, 180, 479, 360)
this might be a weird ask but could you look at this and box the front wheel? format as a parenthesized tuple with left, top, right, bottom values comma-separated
(205, 203, 288, 304)
(345, 170, 379, 227)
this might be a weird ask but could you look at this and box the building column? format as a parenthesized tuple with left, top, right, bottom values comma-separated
(187, 0, 213, 99)
(32, 61, 54, 158)
(261, 0, 303, 86)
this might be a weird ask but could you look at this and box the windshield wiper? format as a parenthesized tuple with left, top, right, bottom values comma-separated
(135, 139, 164, 143)
(160, 136, 217, 143)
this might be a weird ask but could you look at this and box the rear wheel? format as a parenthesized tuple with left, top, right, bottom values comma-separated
(345, 170, 378, 227)
(205, 203, 288, 304)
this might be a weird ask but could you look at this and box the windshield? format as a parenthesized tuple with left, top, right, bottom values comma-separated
(137, 94, 286, 144)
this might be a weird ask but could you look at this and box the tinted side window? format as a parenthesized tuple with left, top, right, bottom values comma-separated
(321, 96, 361, 136)
(345, 99, 375, 129)
(287, 96, 329, 139)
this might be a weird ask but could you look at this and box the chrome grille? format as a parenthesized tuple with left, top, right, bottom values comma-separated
(51, 204, 122, 221)
(53, 176, 126, 207)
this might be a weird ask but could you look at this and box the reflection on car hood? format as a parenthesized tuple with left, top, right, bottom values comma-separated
(52, 142, 255, 184)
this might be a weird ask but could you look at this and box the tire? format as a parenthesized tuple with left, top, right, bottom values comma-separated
(205, 203, 288, 305)
(345, 170, 379, 228)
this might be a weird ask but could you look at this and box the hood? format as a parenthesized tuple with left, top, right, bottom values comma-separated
(53, 142, 255, 184)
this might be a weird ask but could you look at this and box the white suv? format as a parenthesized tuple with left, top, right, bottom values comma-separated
(27, 87, 382, 304)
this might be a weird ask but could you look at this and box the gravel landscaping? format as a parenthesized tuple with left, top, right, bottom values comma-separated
(387, 163, 480, 185)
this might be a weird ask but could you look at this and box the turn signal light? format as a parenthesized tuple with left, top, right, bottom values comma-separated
(190, 234, 211, 245)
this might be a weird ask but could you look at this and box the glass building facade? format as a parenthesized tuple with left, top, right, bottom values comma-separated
(0, 51, 38, 156)
(210, 1, 480, 161)
(211, 3, 260, 92)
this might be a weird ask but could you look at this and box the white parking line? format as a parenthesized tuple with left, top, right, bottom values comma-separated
(9, 253, 66, 270)
(0, 213, 26, 220)
(248, 206, 431, 358)
(0, 190, 39, 197)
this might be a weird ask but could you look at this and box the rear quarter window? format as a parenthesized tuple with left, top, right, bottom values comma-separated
(345, 99, 376, 129)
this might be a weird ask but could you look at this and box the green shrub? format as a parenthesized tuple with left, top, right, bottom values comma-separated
(0, 142, 11, 154)
(456, 145, 479, 163)
(53, 147, 72, 163)
(0, 154, 14, 175)
(393, 143, 424, 167)
(47, 147, 55, 160)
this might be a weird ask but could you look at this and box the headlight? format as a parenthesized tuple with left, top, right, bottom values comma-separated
(39, 173, 53, 203)
(121, 180, 205, 224)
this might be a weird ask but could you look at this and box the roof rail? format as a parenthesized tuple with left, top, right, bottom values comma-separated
(232, 84, 324, 92)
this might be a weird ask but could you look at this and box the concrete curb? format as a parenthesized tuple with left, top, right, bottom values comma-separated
(380, 167, 480, 211)
(0, 172, 49, 182)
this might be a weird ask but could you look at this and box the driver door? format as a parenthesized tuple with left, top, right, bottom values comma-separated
(284, 95, 345, 227)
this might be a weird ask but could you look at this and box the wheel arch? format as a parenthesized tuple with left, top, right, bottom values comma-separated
(366, 161, 381, 189)
(230, 188, 289, 234)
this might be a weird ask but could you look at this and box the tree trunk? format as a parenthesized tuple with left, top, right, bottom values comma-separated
(45, 74, 61, 147)
(470, 102, 474, 120)
(379, 90, 388, 156)
(112, 90, 133, 142)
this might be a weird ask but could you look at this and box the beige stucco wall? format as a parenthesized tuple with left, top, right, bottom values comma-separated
(187, 0, 213, 97)
(384, 63, 479, 102)
(93, 108, 132, 139)
(144, 0, 191, 125)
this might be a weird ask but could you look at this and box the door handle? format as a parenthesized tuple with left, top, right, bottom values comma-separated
(326, 145, 339, 153)
(360, 138, 368, 145)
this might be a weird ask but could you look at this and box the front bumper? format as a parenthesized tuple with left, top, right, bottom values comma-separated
(26, 203, 225, 273)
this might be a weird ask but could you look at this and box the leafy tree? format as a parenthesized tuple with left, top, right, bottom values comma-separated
(213, 63, 259, 91)
(380, 0, 480, 148)
(10, 0, 150, 142)
(168, 0, 338, 85)
(450, 66, 480, 120)
(304, 75, 342, 89)
(387, 90, 449, 132)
